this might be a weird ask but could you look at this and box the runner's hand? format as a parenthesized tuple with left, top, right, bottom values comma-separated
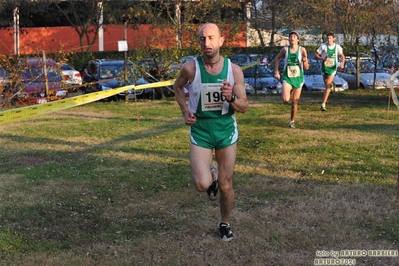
(184, 110, 196, 126)
(221, 80, 233, 102)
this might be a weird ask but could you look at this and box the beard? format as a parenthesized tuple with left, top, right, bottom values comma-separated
(203, 49, 219, 60)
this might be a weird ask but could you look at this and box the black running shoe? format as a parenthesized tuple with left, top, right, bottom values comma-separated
(218, 223, 234, 241)
(207, 165, 218, 201)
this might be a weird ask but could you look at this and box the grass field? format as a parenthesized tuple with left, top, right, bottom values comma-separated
(0, 89, 398, 266)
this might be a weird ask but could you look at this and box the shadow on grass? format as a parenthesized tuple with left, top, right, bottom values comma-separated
(253, 89, 393, 108)
(1, 170, 399, 265)
(1, 94, 399, 264)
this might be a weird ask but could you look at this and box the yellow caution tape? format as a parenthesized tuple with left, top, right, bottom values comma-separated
(0, 79, 175, 125)
(0, 61, 262, 125)
(241, 61, 259, 70)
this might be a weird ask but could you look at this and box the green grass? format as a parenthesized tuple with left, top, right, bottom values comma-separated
(0, 89, 399, 265)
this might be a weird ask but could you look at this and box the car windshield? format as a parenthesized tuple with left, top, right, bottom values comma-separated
(243, 65, 273, 78)
(61, 63, 74, 71)
(230, 54, 249, 65)
(22, 66, 61, 82)
(99, 64, 135, 80)
(359, 60, 385, 73)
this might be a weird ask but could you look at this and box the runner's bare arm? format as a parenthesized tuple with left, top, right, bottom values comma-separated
(301, 47, 309, 70)
(228, 64, 248, 114)
(173, 61, 196, 125)
(274, 47, 286, 79)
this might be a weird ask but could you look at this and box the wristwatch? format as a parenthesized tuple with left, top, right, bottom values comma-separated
(227, 94, 236, 103)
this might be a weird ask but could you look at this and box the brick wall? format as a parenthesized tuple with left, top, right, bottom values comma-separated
(0, 24, 247, 55)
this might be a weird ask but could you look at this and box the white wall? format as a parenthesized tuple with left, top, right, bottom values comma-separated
(247, 28, 399, 47)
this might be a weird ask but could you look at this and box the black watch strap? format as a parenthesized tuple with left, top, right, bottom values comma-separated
(227, 94, 236, 103)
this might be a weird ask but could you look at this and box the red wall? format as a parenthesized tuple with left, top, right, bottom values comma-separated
(0, 24, 247, 55)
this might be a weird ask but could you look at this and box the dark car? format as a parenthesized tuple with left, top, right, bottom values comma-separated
(0, 66, 11, 106)
(2, 58, 67, 106)
(230, 53, 273, 67)
(80, 59, 154, 100)
(243, 64, 282, 94)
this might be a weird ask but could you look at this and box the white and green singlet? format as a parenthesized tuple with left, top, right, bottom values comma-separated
(187, 56, 238, 149)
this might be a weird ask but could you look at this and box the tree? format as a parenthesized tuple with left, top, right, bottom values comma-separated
(104, 0, 247, 99)
(255, 0, 290, 47)
(364, 2, 389, 85)
(389, 2, 399, 47)
(331, 0, 392, 88)
(50, 0, 104, 52)
(245, 0, 267, 47)
(107, 0, 246, 49)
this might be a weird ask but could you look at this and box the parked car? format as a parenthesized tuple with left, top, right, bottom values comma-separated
(0, 66, 10, 86)
(303, 61, 349, 92)
(59, 62, 82, 86)
(245, 83, 255, 95)
(80, 59, 154, 100)
(229, 53, 270, 66)
(137, 57, 179, 80)
(136, 57, 180, 99)
(170, 55, 196, 72)
(229, 53, 251, 66)
(337, 59, 399, 89)
(345, 52, 373, 61)
(178, 55, 196, 64)
(376, 50, 399, 73)
(2, 58, 67, 105)
(242, 64, 282, 94)
(0, 66, 11, 106)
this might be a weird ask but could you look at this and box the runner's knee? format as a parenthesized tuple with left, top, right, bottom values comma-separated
(193, 180, 209, 192)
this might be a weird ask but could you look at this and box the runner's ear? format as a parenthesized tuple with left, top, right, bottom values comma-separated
(219, 35, 225, 46)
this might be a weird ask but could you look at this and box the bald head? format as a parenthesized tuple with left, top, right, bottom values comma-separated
(199, 23, 222, 38)
(198, 23, 224, 59)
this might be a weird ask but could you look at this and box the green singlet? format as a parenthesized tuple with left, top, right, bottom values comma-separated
(282, 46, 305, 89)
(188, 56, 238, 149)
(321, 45, 338, 76)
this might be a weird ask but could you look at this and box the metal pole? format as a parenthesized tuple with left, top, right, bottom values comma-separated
(43, 51, 49, 102)
(124, 21, 128, 103)
(14, 7, 19, 55)
(98, 2, 104, 51)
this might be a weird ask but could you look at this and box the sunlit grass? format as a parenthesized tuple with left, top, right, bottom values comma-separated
(0, 89, 398, 265)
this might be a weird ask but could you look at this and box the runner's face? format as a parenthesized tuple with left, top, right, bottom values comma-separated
(327, 35, 335, 45)
(289, 34, 299, 45)
(199, 25, 224, 58)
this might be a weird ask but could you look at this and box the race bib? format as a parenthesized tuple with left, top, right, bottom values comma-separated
(324, 58, 335, 67)
(287, 65, 300, 78)
(200, 83, 225, 112)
